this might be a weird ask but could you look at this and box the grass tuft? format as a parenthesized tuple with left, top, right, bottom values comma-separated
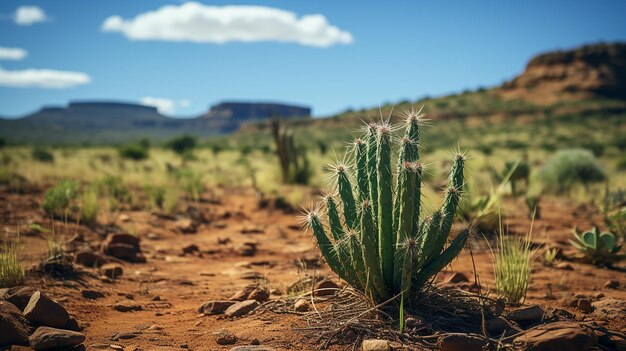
(0, 240, 25, 288)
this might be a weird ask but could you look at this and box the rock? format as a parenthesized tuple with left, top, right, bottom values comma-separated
(102, 233, 146, 263)
(0, 301, 30, 346)
(250, 338, 260, 345)
(239, 271, 263, 280)
(64, 316, 82, 332)
(175, 219, 197, 234)
(443, 272, 469, 284)
(236, 243, 257, 256)
(5, 286, 36, 310)
(81, 289, 105, 300)
(438, 333, 489, 351)
(577, 299, 593, 313)
(555, 262, 574, 270)
(592, 299, 626, 319)
(604, 280, 620, 289)
(215, 330, 237, 345)
(486, 316, 521, 337)
(595, 292, 605, 299)
(100, 263, 123, 279)
(113, 303, 142, 312)
(23, 291, 70, 328)
(29, 326, 85, 350)
(118, 214, 131, 222)
(313, 280, 340, 296)
(228, 347, 277, 351)
(229, 286, 257, 301)
(182, 244, 199, 254)
(198, 301, 236, 315)
(247, 288, 270, 303)
(506, 305, 544, 326)
(74, 251, 107, 267)
(362, 339, 391, 351)
(294, 299, 309, 312)
(0, 288, 9, 300)
(513, 321, 596, 351)
(224, 300, 259, 318)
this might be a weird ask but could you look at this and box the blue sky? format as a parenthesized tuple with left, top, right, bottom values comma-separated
(1, 1, 625, 118)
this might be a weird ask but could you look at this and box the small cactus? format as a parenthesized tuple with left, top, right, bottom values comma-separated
(571, 227, 625, 266)
(305, 110, 469, 303)
(270, 118, 310, 185)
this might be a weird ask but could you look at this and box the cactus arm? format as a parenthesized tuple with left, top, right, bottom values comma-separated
(413, 229, 470, 291)
(326, 196, 345, 241)
(392, 165, 417, 291)
(367, 125, 379, 218)
(309, 214, 351, 283)
(361, 201, 390, 300)
(417, 211, 443, 268)
(337, 171, 358, 229)
(355, 140, 370, 204)
(377, 126, 395, 287)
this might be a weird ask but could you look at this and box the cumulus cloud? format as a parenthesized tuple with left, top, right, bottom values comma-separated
(0, 47, 28, 61)
(102, 2, 353, 47)
(140, 97, 190, 115)
(14, 6, 47, 26)
(0, 66, 90, 88)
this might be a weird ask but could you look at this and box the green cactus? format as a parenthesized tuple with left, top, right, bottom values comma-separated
(305, 110, 469, 303)
(571, 227, 625, 266)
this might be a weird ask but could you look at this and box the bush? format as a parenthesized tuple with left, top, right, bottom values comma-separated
(32, 147, 54, 163)
(305, 111, 469, 305)
(538, 149, 607, 193)
(118, 144, 149, 161)
(172, 168, 204, 201)
(167, 135, 197, 156)
(42, 180, 78, 217)
(94, 176, 131, 204)
(617, 156, 626, 171)
(80, 186, 99, 225)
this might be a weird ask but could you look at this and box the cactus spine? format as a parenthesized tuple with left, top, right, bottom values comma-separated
(306, 110, 469, 303)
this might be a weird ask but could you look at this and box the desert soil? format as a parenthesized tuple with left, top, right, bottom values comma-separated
(1, 185, 625, 350)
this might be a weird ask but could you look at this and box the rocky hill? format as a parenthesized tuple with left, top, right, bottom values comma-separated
(500, 43, 626, 103)
(0, 101, 311, 145)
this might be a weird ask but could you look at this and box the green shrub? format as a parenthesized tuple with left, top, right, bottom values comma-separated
(172, 168, 204, 201)
(32, 147, 54, 163)
(167, 135, 197, 156)
(617, 156, 626, 171)
(118, 144, 149, 161)
(94, 176, 131, 204)
(0, 241, 24, 288)
(42, 180, 78, 217)
(538, 149, 607, 194)
(80, 186, 99, 225)
(491, 224, 536, 303)
(305, 111, 469, 304)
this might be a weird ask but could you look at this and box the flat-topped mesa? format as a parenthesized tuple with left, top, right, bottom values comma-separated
(68, 101, 158, 114)
(205, 102, 311, 121)
(500, 42, 626, 103)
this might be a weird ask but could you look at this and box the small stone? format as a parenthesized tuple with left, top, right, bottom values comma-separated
(5, 286, 37, 310)
(486, 316, 521, 337)
(577, 299, 593, 313)
(556, 262, 574, 270)
(102, 233, 146, 263)
(229, 286, 256, 301)
(215, 330, 238, 345)
(81, 289, 105, 300)
(604, 280, 620, 289)
(175, 219, 197, 234)
(119, 214, 131, 222)
(75, 251, 107, 267)
(224, 300, 259, 318)
(362, 339, 391, 351)
(29, 326, 85, 350)
(23, 291, 70, 328)
(294, 299, 309, 312)
(236, 243, 257, 256)
(239, 271, 263, 280)
(438, 333, 489, 351)
(443, 272, 469, 284)
(506, 305, 544, 326)
(147, 233, 161, 240)
(247, 288, 270, 303)
(594, 292, 605, 299)
(313, 280, 339, 297)
(513, 321, 596, 351)
(0, 301, 30, 346)
(198, 301, 236, 315)
(113, 303, 142, 312)
(182, 244, 199, 254)
(100, 263, 123, 279)
(250, 338, 260, 345)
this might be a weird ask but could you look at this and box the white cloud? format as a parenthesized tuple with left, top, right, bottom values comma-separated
(102, 2, 353, 48)
(0, 66, 90, 88)
(140, 97, 190, 115)
(14, 6, 47, 26)
(0, 47, 28, 61)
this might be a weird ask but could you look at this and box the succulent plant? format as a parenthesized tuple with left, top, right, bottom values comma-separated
(571, 227, 625, 265)
(304, 110, 469, 303)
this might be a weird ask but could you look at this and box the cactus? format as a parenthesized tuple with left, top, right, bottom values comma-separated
(305, 110, 469, 303)
(269, 118, 311, 185)
(571, 227, 625, 266)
